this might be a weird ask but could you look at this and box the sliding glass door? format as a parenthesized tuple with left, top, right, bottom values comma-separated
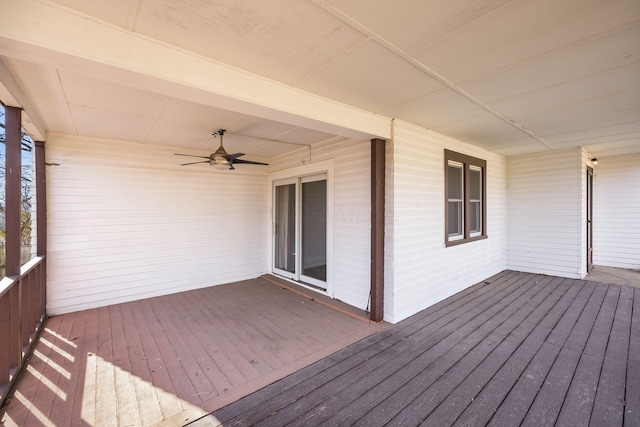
(301, 177, 327, 284)
(274, 181, 296, 279)
(273, 174, 327, 290)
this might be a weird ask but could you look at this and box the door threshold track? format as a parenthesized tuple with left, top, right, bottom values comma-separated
(260, 274, 383, 324)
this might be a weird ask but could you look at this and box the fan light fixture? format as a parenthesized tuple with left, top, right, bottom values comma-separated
(210, 143, 231, 169)
(174, 129, 269, 170)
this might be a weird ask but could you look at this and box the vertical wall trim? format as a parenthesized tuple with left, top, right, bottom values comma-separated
(35, 141, 47, 257)
(5, 106, 21, 277)
(370, 138, 385, 322)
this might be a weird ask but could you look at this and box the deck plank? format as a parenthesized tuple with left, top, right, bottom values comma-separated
(189, 287, 264, 384)
(197, 287, 283, 376)
(353, 274, 554, 427)
(234, 282, 326, 361)
(76, 308, 99, 426)
(5, 271, 635, 427)
(210, 271, 517, 425)
(154, 293, 217, 403)
(486, 281, 598, 427)
(214, 285, 297, 368)
(370, 276, 576, 423)
(218, 272, 541, 426)
(626, 288, 640, 427)
(504, 283, 609, 426)
(164, 290, 234, 398)
(109, 304, 147, 427)
(1, 277, 386, 426)
(131, 297, 185, 420)
(452, 278, 583, 427)
(521, 282, 608, 426)
(211, 273, 639, 427)
(170, 290, 244, 391)
(213, 271, 522, 426)
(393, 275, 564, 426)
(555, 284, 620, 426)
(41, 312, 81, 425)
(592, 285, 634, 426)
(201, 273, 637, 427)
(420, 276, 571, 426)
(16, 313, 77, 426)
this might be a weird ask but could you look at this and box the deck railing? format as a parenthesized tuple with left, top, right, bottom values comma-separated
(0, 256, 46, 406)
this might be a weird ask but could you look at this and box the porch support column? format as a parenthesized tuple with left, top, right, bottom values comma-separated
(370, 138, 385, 322)
(35, 141, 46, 257)
(5, 106, 22, 277)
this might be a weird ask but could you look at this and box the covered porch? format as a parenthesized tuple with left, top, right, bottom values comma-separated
(0, 1, 638, 425)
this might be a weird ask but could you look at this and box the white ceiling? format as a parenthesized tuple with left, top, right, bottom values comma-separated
(0, 0, 638, 159)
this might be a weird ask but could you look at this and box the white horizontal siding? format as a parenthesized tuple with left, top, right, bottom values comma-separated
(46, 135, 269, 315)
(386, 121, 507, 323)
(269, 137, 372, 311)
(593, 153, 640, 269)
(507, 148, 583, 278)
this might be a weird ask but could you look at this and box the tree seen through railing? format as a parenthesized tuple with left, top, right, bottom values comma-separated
(0, 104, 35, 278)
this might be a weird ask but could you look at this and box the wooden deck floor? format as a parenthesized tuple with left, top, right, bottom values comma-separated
(198, 271, 639, 427)
(0, 278, 387, 426)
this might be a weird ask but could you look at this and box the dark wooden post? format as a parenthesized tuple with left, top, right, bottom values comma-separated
(4, 106, 22, 375)
(370, 138, 385, 322)
(35, 140, 47, 317)
(0, 292, 9, 389)
(35, 141, 46, 257)
(5, 106, 21, 278)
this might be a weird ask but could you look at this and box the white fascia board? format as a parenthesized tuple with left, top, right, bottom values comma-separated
(0, 0, 391, 141)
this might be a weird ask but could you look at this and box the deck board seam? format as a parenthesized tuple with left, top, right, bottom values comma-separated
(488, 280, 595, 426)
(519, 282, 609, 426)
(448, 277, 580, 426)
(556, 284, 620, 427)
(219, 273, 544, 425)
(419, 276, 574, 426)
(211, 273, 521, 422)
(376, 274, 562, 426)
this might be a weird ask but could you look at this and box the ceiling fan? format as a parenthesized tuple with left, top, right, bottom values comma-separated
(174, 129, 269, 170)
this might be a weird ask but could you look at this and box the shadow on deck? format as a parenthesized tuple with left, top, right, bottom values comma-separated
(0, 277, 388, 426)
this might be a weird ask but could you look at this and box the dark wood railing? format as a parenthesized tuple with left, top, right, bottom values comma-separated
(0, 107, 48, 409)
(0, 256, 46, 406)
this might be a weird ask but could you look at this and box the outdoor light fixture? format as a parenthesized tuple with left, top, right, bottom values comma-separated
(590, 157, 598, 165)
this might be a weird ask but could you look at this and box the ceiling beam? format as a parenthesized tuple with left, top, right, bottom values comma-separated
(0, 0, 391, 141)
(0, 57, 46, 140)
(312, 0, 555, 151)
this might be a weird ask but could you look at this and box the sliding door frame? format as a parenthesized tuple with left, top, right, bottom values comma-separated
(272, 178, 298, 280)
(269, 160, 334, 297)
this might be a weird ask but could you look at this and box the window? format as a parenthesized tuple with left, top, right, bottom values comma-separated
(444, 150, 487, 246)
